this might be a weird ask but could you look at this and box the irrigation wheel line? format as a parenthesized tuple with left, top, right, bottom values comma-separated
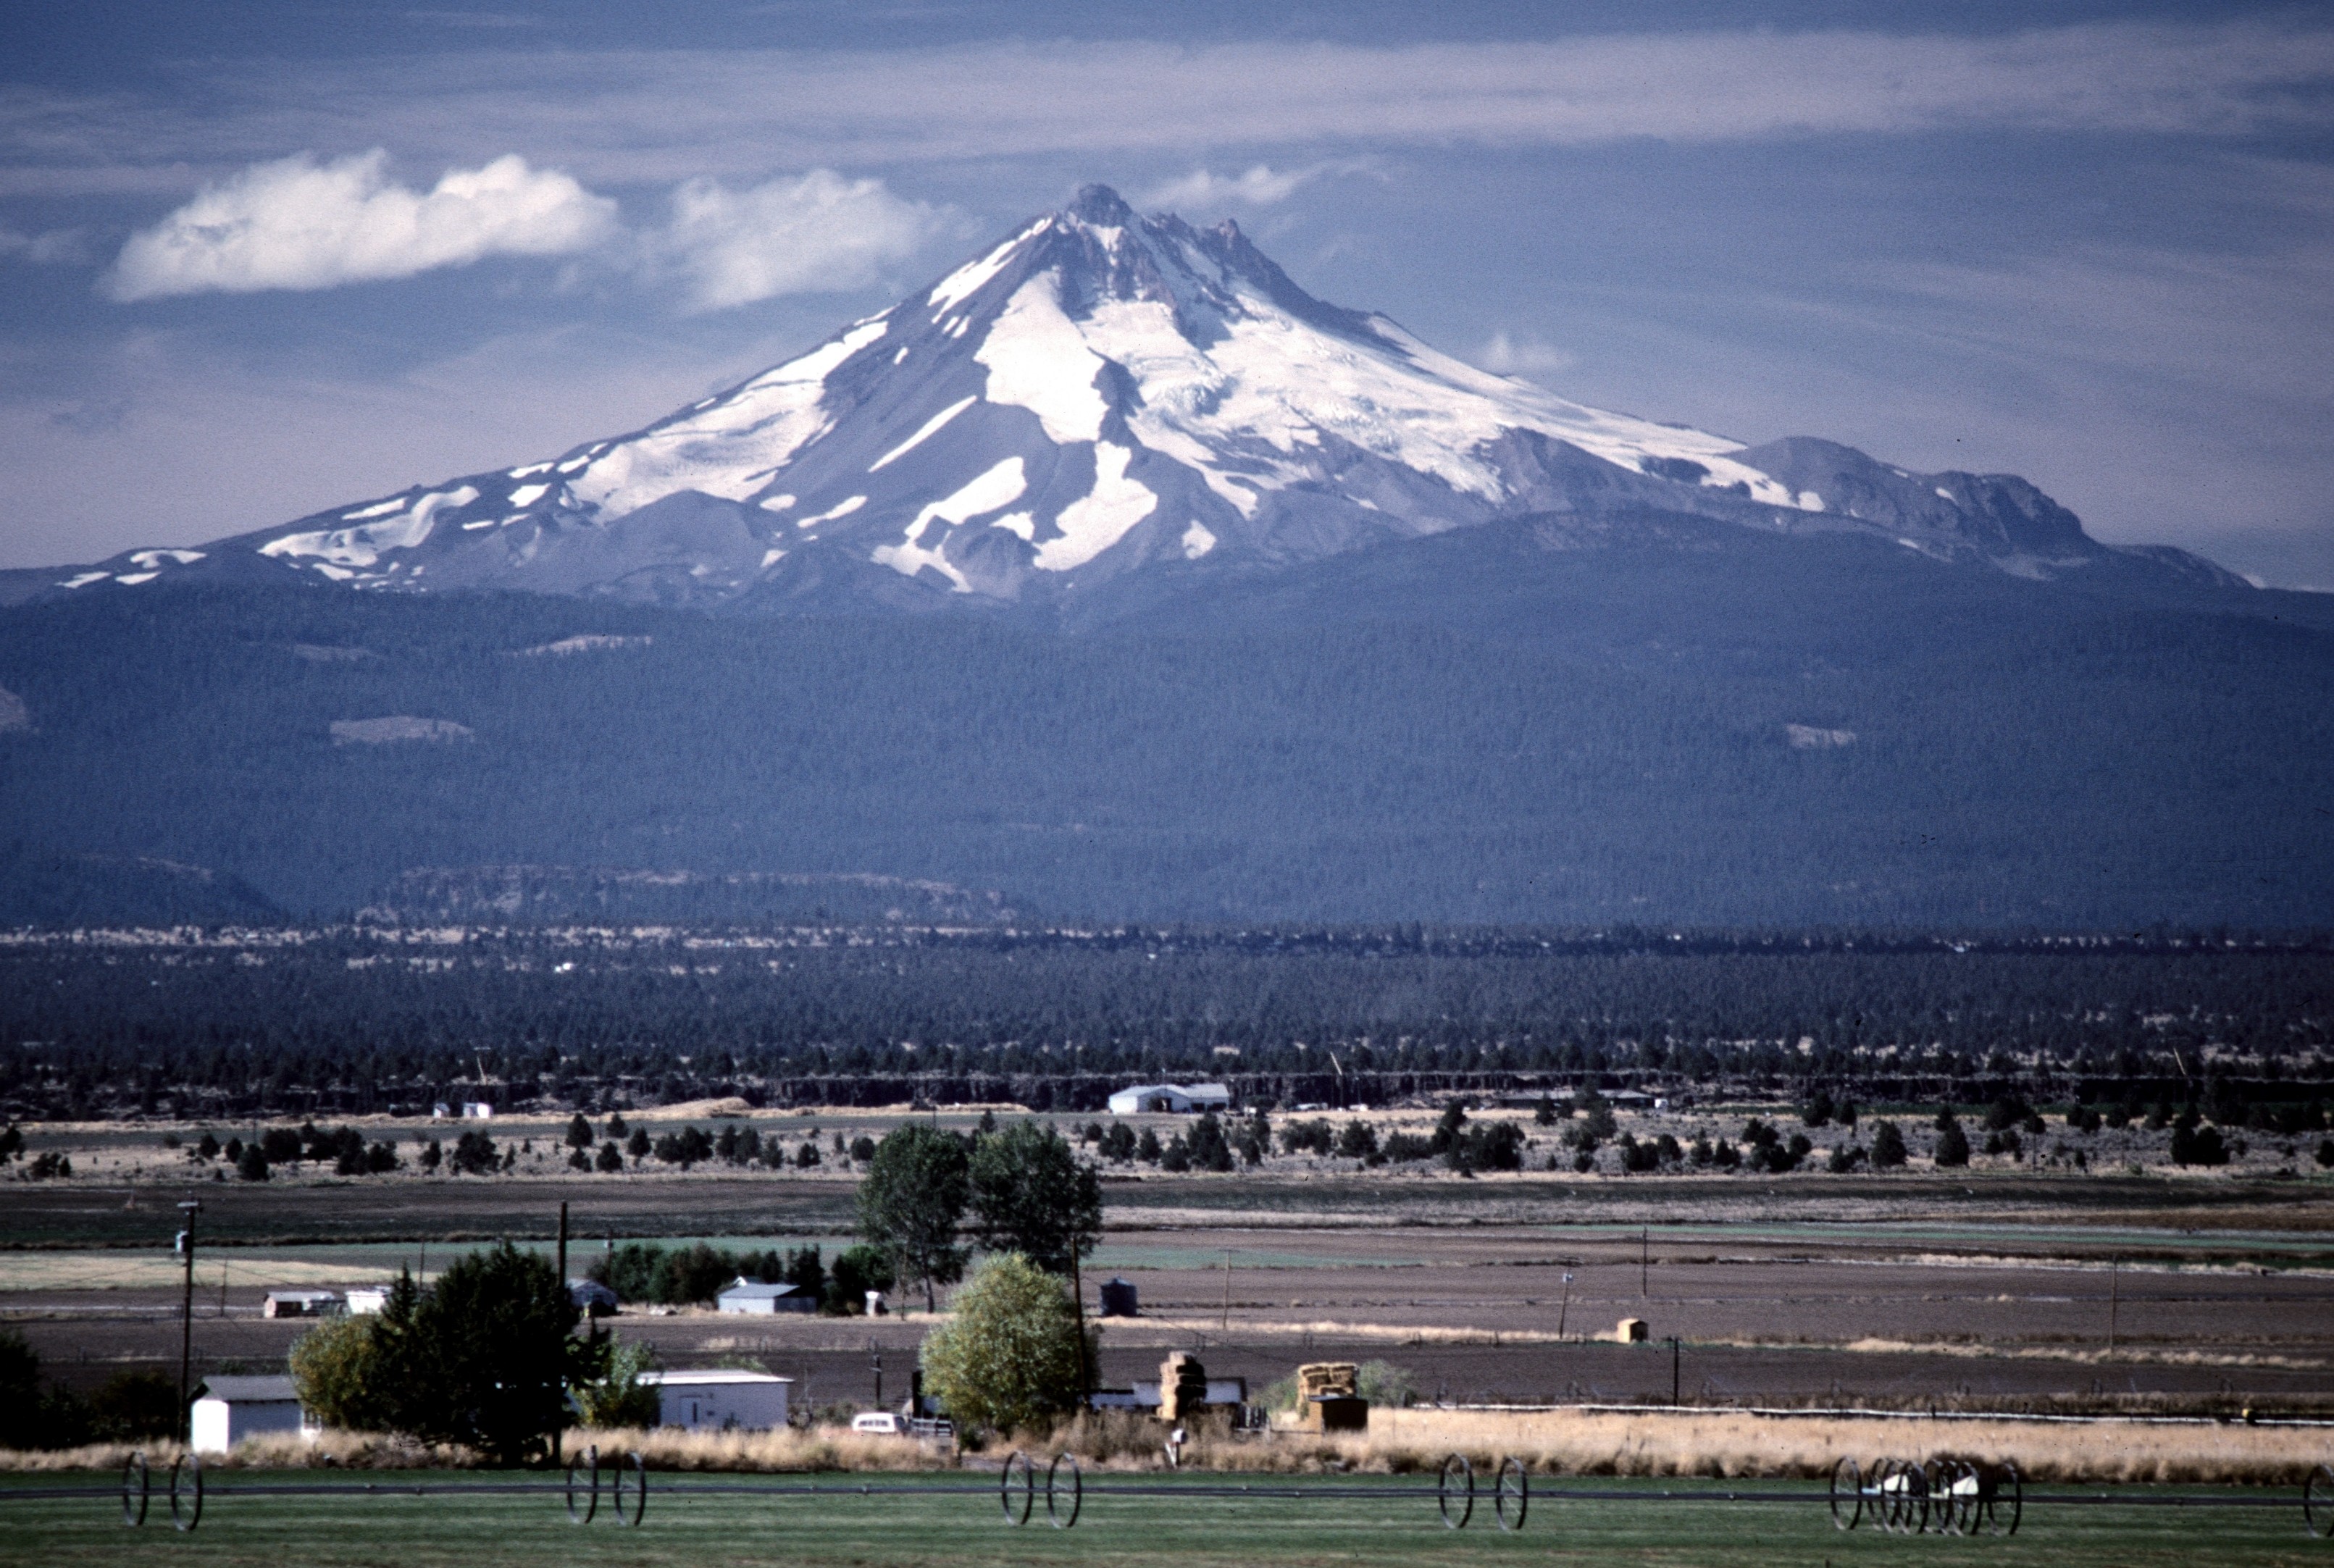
(564, 1444, 598, 1525)
(1494, 1457, 1528, 1533)
(1438, 1454, 1476, 1530)
(1828, 1457, 1862, 1532)
(1000, 1451, 1037, 1527)
(121, 1451, 149, 1527)
(1046, 1454, 1083, 1530)
(607, 1451, 647, 1528)
(168, 1453, 202, 1533)
(2306, 1463, 2334, 1540)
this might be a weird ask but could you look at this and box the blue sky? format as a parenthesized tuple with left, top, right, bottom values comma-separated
(4, 1, 2332, 585)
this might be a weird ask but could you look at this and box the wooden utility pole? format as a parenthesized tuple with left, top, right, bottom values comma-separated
(175, 1202, 201, 1444)
(1670, 1336, 1681, 1406)
(1070, 1249, 1091, 1406)
(2108, 1258, 2119, 1356)
(1557, 1272, 1573, 1339)
(1221, 1251, 1231, 1330)
(556, 1202, 569, 1296)
(1640, 1227, 1649, 1298)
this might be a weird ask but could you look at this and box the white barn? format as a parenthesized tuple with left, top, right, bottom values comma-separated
(1106, 1083, 1232, 1115)
(637, 1369, 792, 1431)
(191, 1375, 309, 1454)
(714, 1278, 817, 1315)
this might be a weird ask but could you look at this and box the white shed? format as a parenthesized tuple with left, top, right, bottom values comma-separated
(345, 1286, 388, 1315)
(191, 1375, 309, 1454)
(714, 1278, 816, 1315)
(637, 1369, 792, 1431)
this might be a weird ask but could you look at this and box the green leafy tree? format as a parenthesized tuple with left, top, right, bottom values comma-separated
(399, 1243, 590, 1463)
(236, 1144, 270, 1181)
(858, 1123, 971, 1311)
(1183, 1111, 1235, 1172)
(572, 1338, 661, 1429)
(289, 1314, 389, 1430)
(0, 1328, 44, 1449)
(967, 1119, 1103, 1274)
(918, 1252, 1095, 1435)
(827, 1245, 896, 1313)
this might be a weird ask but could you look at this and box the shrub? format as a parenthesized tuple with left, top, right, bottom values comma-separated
(1334, 1120, 1379, 1160)
(828, 1244, 896, 1313)
(565, 1114, 595, 1149)
(1279, 1120, 1335, 1157)
(1800, 1089, 1833, 1128)
(1826, 1144, 1867, 1173)
(1355, 1360, 1418, 1409)
(235, 1144, 269, 1181)
(1933, 1124, 1971, 1167)
(1870, 1120, 1907, 1169)
(2170, 1123, 2229, 1167)
(919, 1253, 1093, 1435)
(2316, 1138, 2334, 1169)
(1383, 1131, 1436, 1162)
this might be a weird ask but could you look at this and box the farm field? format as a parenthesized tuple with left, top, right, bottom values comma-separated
(3, 1469, 2325, 1568)
(10, 1207, 2334, 1413)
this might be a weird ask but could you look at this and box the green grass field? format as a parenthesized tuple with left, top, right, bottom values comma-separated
(5, 1470, 2322, 1567)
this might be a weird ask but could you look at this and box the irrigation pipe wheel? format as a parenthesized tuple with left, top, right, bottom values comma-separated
(121, 1451, 149, 1527)
(609, 1451, 647, 1527)
(1980, 1461, 2022, 1536)
(1046, 1453, 1083, 1530)
(168, 1452, 202, 1533)
(2307, 1463, 2334, 1540)
(1000, 1451, 1035, 1527)
(1827, 1456, 1862, 1531)
(564, 1444, 599, 1524)
(1494, 1456, 1528, 1532)
(1437, 1454, 1475, 1530)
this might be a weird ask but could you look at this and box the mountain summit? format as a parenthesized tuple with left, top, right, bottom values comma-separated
(14, 183, 2241, 611)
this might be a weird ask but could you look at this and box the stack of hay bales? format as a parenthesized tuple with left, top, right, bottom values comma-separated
(1295, 1361, 1367, 1433)
(1160, 1353, 1210, 1421)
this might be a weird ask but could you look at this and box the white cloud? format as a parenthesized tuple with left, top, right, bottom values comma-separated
(656, 169, 944, 311)
(1476, 330, 1577, 380)
(103, 150, 616, 300)
(1142, 164, 1317, 211)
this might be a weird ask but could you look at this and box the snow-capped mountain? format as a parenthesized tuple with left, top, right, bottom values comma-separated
(13, 184, 2241, 611)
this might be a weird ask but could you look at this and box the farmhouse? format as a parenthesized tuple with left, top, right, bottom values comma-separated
(714, 1278, 816, 1315)
(191, 1375, 311, 1454)
(262, 1289, 340, 1318)
(637, 1369, 792, 1430)
(1106, 1082, 1231, 1115)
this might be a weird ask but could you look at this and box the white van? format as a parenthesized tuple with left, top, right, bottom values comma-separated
(850, 1412, 907, 1435)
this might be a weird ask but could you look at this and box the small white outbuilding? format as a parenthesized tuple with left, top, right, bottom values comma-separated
(637, 1369, 792, 1431)
(191, 1375, 310, 1454)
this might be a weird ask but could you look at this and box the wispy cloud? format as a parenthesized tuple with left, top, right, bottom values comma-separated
(1141, 164, 1319, 210)
(0, 225, 88, 264)
(654, 169, 945, 311)
(104, 151, 614, 300)
(11, 20, 2333, 199)
(1476, 330, 1576, 380)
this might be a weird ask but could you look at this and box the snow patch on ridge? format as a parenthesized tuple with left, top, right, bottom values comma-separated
(869, 395, 976, 472)
(976, 274, 1109, 445)
(1035, 444, 1155, 571)
(566, 319, 887, 519)
(262, 487, 477, 568)
(873, 457, 1028, 590)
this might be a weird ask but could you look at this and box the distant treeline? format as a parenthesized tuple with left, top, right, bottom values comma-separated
(1, 925, 2327, 1122)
